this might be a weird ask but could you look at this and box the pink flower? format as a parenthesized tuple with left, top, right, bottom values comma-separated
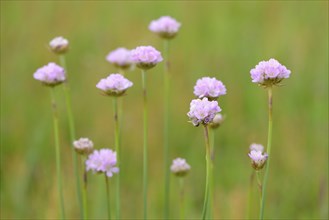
(131, 46, 163, 70)
(149, 16, 181, 39)
(86, 149, 119, 178)
(106, 48, 133, 69)
(96, 73, 133, 97)
(194, 77, 226, 99)
(33, 62, 66, 87)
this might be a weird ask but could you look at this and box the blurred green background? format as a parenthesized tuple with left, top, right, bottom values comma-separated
(1, 1, 328, 219)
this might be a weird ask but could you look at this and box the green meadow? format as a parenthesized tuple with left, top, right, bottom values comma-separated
(1, 1, 328, 219)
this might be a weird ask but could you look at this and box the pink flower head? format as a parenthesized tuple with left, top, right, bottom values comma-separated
(248, 150, 268, 170)
(33, 62, 66, 87)
(49, 36, 69, 54)
(250, 58, 291, 87)
(171, 158, 191, 177)
(194, 77, 226, 100)
(149, 16, 181, 39)
(249, 143, 264, 153)
(96, 73, 133, 97)
(187, 97, 221, 127)
(131, 46, 163, 70)
(106, 48, 133, 69)
(86, 149, 119, 178)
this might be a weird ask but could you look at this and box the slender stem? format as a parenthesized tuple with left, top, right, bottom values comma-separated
(256, 171, 263, 211)
(202, 125, 213, 219)
(59, 55, 83, 218)
(80, 156, 88, 219)
(50, 88, 65, 219)
(105, 174, 111, 220)
(247, 171, 255, 219)
(208, 128, 215, 219)
(142, 69, 148, 219)
(163, 39, 171, 219)
(113, 97, 121, 219)
(259, 87, 273, 219)
(179, 177, 185, 220)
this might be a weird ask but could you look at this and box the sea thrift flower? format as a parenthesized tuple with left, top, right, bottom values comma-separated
(209, 113, 225, 129)
(73, 138, 94, 155)
(187, 97, 221, 127)
(33, 62, 66, 86)
(249, 143, 264, 153)
(194, 77, 227, 100)
(131, 46, 163, 70)
(250, 58, 291, 87)
(149, 16, 181, 39)
(248, 150, 268, 170)
(106, 47, 133, 69)
(96, 73, 133, 97)
(49, 36, 69, 54)
(171, 158, 191, 177)
(86, 149, 119, 177)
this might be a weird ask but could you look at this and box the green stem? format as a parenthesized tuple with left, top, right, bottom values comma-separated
(259, 87, 273, 219)
(59, 55, 83, 218)
(202, 125, 213, 219)
(81, 156, 88, 219)
(50, 88, 65, 219)
(105, 174, 111, 220)
(113, 97, 120, 219)
(208, 128, 215, 219)
(163, 39, 170, 219)
(256, 171, 263, 212)
(247, 171, 255, 219)
(179, 178, 185, 220)
(142, 69, 148, 220)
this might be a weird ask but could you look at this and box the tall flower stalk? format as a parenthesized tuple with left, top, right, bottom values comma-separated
(149, 16, 181, 218)
(49, 36, 84, 218)
(250, 58, 291, 219)
(33, 62, 67, 218)
(131, 45, 163, 219)
(187, 97, 221, 219)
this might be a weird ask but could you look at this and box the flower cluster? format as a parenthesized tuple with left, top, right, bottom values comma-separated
(248, 143, 268, 170)
(171, 158, 191, 177)
(250, 58, 291, 87)
(187, 97, 221, 127)
(131, 46, 163, 70)
(106, 47, 133, 69)
(149, 16, 181, 39)
(33, 62, 66, 86)
(86, 149, 119, 177)
(96, 73, 133, 97)
(194, 77, 226, 100)
(49, 36, 69, 54)
(73, 137, 94, 155)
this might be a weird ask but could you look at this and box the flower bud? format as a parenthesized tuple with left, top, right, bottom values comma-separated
(248, 150, 268, 170)
(209, 113, 225, 129)
(171, 158, 191, 177)
(73, 138, 94, 155)
(49, 36, 69, 54)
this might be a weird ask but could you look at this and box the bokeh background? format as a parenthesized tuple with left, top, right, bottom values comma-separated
(1, 1, 328, 219)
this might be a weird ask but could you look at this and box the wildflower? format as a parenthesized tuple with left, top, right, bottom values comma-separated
(49, 36, 69, 54)
(209, 113, 225, 129)
(149, 16, 181, 39)
(33, 62, 66, 86)
(250, 58, 291, 87)
(194, 77, 226, 100)
(106, 47, 133, 70)
(73, 138, 94, 155)
(86, 149, 119, 177)
(248, 150, 268, 170)
(131, 46, 163, 70)
(96, 73, 133, 97)
(187, 97, 221, 127)
(171, 158, 191, 177)
(249, 143, 264, 153)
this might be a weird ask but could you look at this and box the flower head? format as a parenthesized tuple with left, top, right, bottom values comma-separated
(86, 149, 119, 177)
(209, 113, 225, 129)
(131, 46, 163, 70)
(96, 73, 133, 97)
(106, 48, 133, 69)
(49, 36, 69, 54)
(194, 77, 226, 100)
(171, 158, 191, 177)
(149, 16, 181, 39)
(73, 138, 94, 155)
(248, 148, 268, 170)
(250, 58, 291, 87)
(249, 143, 264, 153)
(187, 97, 221, 127)
(33, 62, 66, 87)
